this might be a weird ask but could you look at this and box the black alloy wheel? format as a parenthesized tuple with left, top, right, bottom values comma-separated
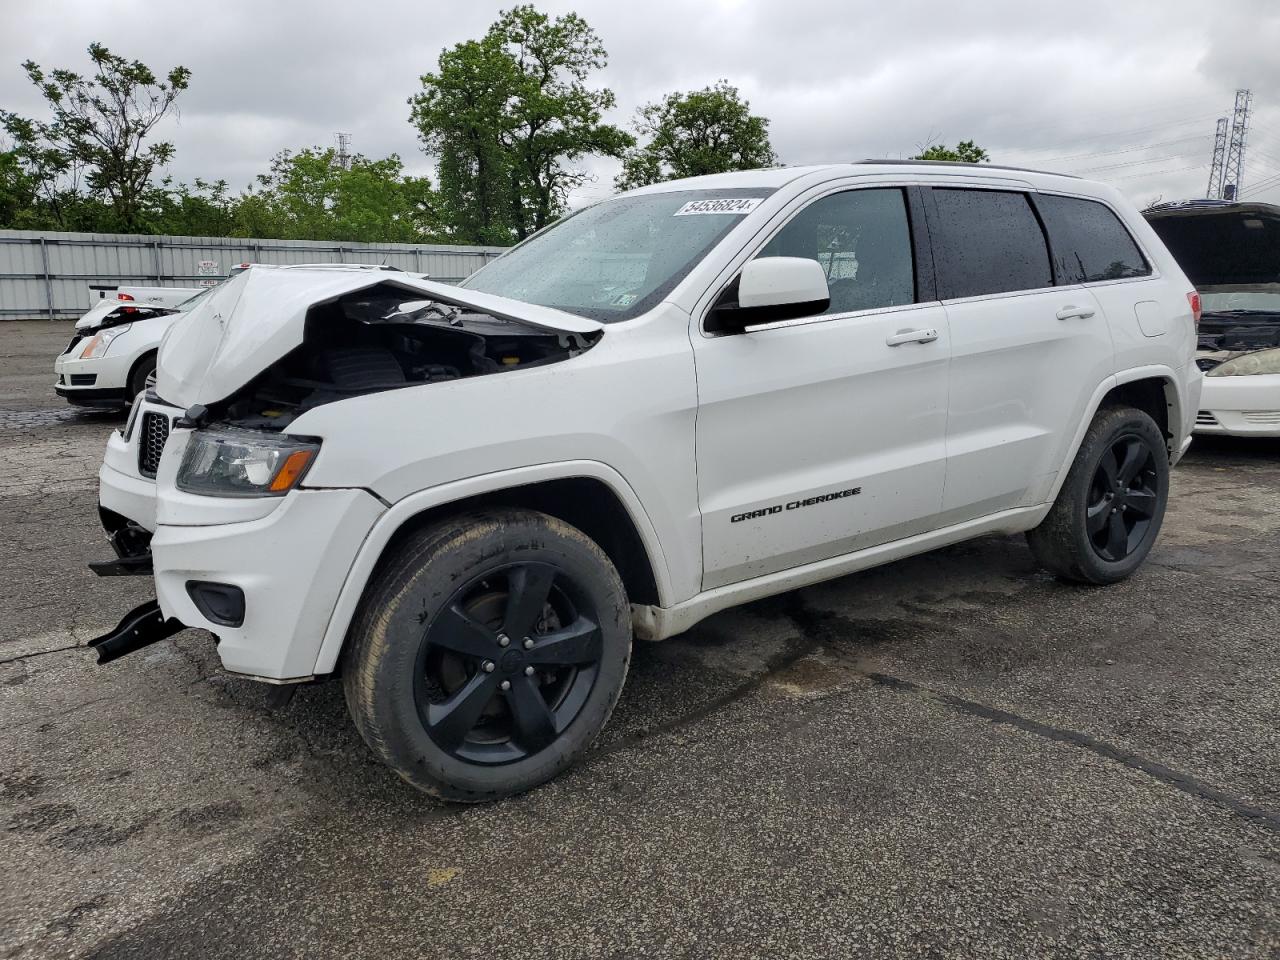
(415, 562, 604, 765)
(1085, 432, 1160, 562)
(1026, 404, 1170, 585)
(345, 509, 631, 801)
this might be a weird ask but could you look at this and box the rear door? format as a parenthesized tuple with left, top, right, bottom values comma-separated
(693, 184, 951, 590)
(923, 186, 1115, 522)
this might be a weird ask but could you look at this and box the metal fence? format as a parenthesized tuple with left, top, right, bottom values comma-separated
(0, 230, 507, 319)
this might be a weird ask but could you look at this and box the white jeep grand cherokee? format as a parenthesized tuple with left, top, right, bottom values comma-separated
(89, 161, 1200, 800)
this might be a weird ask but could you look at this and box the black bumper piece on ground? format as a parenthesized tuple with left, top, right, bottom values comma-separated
(88, 599, 185, 665)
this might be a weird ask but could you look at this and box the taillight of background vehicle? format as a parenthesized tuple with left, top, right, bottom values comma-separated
(1187, 291, 1201, 328)
(117, 293, 135, 301)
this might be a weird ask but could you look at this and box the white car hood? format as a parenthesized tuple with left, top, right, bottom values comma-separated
(75, 299, 138, 330)
(155, 268, 603, 409)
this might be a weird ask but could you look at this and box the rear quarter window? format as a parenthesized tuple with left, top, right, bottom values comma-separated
(929, 189, 1053, 299)
(1036, 194, 1151, 284)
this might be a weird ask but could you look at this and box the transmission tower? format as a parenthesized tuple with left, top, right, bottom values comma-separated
(1206, 117, 1228, 199)
(334, 132, 352, 170)
(1222, 89, 1252, 200)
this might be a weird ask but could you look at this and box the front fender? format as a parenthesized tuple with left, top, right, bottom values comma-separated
(309, 459, 675, 675)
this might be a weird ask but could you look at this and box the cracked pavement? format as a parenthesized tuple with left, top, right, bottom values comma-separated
(1, 321, 1278, 959)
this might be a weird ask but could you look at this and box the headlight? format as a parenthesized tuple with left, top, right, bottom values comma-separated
(79, 324, 132, 359)
(1205, 348, 1280, 377)
(176, 428, 320, 498)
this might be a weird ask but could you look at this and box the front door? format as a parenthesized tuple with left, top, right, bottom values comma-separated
(693, 185, 950, 591)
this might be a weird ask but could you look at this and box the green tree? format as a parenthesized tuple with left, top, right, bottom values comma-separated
(1, 43, 190, 231)
(146, 178, 238, 237)
(616, 81, 776, 190)
(410, 5, 631, 243)
(0, 148, 40, 227)
(234, 147, 437, 243)
(911, 139, 989, 163)
(491, 5, 632, 236)
(409, 36, 520, 245)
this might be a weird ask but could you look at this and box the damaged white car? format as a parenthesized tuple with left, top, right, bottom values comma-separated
(89, 162, 1199, 800)
(1146, 200, 1280, 436)
(55, 289, 213, 408)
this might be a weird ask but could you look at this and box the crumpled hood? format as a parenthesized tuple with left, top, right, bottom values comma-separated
(155, 268, 602, 409)
(75, 298, 173, 331)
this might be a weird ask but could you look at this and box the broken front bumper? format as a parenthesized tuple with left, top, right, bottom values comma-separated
(89, 487, 385, 681)
(88, 600, 184, 664)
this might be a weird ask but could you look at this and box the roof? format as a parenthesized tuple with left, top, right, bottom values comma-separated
(622, 161, 1093, 196)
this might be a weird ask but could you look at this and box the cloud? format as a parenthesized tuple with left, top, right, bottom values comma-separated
(2, 0, 1278, 205)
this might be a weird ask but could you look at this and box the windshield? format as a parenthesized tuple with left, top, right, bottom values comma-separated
(1201, 289, 1280, 314)
(177, 285, 217, 308)
(460, 189, 773, 322)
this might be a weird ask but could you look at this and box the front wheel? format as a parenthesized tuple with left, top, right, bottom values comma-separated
(1027, 405, 1170, 584)
(343, 509, 631, 802)
(126, 352, 157, 405)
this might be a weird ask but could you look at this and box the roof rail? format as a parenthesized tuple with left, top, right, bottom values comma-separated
(856, 159, 1080, 179)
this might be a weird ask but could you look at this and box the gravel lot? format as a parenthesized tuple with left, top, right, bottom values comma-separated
(2, 320, 1278, 959)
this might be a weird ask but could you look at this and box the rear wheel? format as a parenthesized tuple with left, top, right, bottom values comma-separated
(343, 509, 631, 802)
(1027, 405, 1170, 584)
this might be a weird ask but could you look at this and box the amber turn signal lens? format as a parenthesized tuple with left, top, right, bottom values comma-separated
(267, 450, 315, 493)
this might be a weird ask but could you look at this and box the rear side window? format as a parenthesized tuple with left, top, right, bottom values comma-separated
(756, 188, 915, 315)
(929, 189, 1052, 299)
(1036, 194, 1151, 284)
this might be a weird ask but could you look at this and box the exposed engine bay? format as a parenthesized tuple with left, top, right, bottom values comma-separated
(215, 283, 601, 430)
(1195, 311, 1280, 372)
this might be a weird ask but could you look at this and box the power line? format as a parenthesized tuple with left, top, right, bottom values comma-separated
(1239, 172, 1280, 195)
(1240, 172, 1280, 198)
(1105, 163, 1206, 183)
(1042, 112, 1222, 148)
(1073, 149, 1210, 175)
(1037, 133, 1212, 165)
(987, 98, 1223, 141)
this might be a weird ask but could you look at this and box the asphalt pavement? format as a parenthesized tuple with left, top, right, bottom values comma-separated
(2, 321, 1277, 959)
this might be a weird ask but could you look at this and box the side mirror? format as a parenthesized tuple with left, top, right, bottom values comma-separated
(707, 257, 830, 333)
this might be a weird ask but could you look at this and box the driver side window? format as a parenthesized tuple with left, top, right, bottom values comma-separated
(756, 188, 916, 315)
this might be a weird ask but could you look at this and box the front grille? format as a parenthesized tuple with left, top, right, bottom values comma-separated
(69, 373, 97, 386)
(1195, 411, 1218, 427)
(1243, 411, 1280, 425)
(138, 412, 171, 478)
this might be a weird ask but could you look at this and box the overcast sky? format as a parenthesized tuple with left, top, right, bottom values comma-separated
(4, 0, 1280, 209)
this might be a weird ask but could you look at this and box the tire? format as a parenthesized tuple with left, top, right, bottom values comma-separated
(126, 352, 157, 405)
(343, 509, 631, 802)
(1027, 405, 1170, 585)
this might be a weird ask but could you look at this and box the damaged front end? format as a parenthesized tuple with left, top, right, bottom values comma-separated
(207, 286, 600, 433)
(88, 268, 604, 671)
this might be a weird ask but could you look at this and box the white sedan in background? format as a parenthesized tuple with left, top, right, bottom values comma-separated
(54, 263, 412, 409)
(54, 287, 214, 408)
(1145, 200, 1280, 437)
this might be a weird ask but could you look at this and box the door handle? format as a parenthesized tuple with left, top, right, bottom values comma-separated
(1055, 305, 1096, 321)
(885, 327, 939, 347)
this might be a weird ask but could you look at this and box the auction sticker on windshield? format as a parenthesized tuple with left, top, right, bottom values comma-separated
(673, 198, 764, 216)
